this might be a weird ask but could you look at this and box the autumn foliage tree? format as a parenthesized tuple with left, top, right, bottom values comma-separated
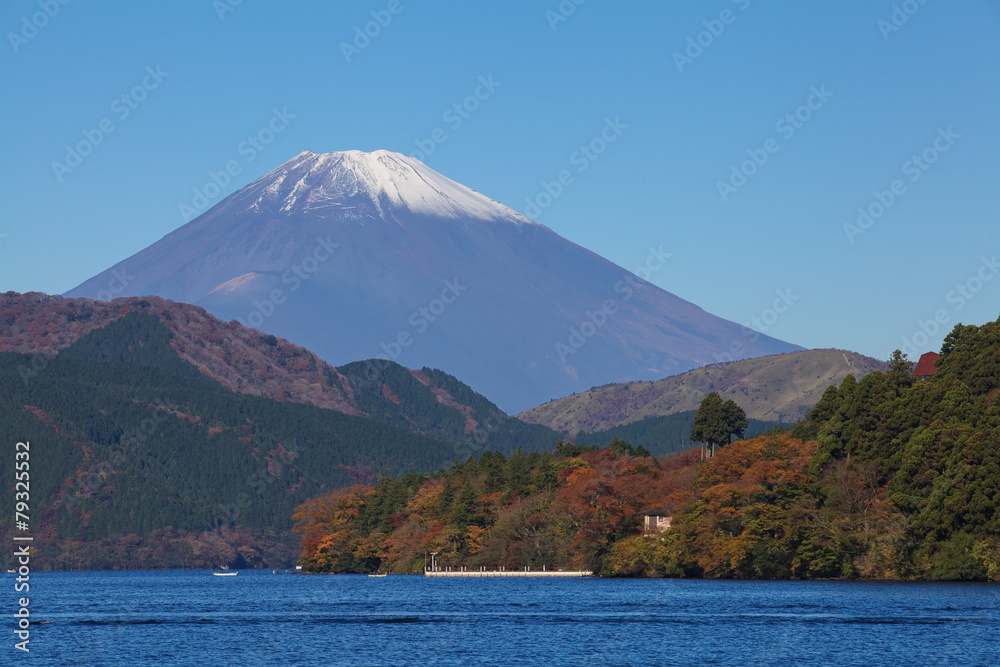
(293, 317, 1000, 581)
(292, 442, 691, 575)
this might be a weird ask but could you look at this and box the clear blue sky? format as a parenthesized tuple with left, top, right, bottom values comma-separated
(2, 1, 998, 362)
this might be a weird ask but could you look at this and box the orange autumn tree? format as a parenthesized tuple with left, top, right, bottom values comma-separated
(603, 448, 701, 576)
(291, 437, 862, 579)
(663, 434, 818, 578)
(379, 479, 446, 572)
(557, 448, 678, 571)
(291, 443, 699, 575)
(293, 485, 379, 572)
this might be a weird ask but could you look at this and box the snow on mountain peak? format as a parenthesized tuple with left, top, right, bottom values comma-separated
(249, 149, 536, 224)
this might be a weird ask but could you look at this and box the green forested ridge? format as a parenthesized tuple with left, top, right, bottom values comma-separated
(790, 318, 1000, 579)
(59, 310, 203, 378)
(339, 360, 466, 435)
(654, 319, 1000, 580)
(1, 293, 564, 456)
(0, 314, 521, 569)
(1, 348, 456, 529)
(337, 360, 559, 456)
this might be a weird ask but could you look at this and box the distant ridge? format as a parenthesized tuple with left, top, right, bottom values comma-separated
(518, 349, 887, 436)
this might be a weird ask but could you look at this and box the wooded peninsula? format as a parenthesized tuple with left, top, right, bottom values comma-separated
(294, 318, 1000, 580)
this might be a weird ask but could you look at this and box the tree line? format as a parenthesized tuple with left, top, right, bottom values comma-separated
(295, 317, 1000, 580)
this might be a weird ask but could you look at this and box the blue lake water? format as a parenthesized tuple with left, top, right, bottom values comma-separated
(11, 571, 1000, 665)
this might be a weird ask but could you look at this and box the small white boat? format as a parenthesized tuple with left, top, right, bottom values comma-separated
(212, 571, 238, 577)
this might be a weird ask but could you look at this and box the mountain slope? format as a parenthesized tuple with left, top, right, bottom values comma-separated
(65, 150, 801, 412)
(2, 292, 360, 414)
(518, 349, 887, 436)
(0, 292, 557, 453)
(0, 334, 458, 568)
(0, 309, 563, 569)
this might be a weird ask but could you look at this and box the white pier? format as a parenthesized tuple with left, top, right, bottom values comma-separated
(424, 569, 593, 578)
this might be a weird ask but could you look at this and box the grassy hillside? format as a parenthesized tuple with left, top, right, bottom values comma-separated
(519, 349, 886, 435)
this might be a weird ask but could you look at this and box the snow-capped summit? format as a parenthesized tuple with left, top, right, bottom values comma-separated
(248, 149, 534, 224)
(66, 150, 800, 412)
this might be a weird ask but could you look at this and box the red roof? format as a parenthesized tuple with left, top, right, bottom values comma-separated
(913, 351, 940, 377)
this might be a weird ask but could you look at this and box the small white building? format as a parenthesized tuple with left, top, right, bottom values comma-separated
(641, 507, 674, 535)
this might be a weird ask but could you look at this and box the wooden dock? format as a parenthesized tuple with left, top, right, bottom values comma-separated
(424, 569, 593, 578)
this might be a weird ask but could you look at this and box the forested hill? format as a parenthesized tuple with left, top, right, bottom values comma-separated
(0, 292, 558, 455)
(784, 319, 1000, 579)
(0, 310, 560, 570)
(294, 318, 1000, 581)
(292, 441, 698, 575)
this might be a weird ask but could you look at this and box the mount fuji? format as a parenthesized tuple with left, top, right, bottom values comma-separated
(66, 149, 801, 412)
